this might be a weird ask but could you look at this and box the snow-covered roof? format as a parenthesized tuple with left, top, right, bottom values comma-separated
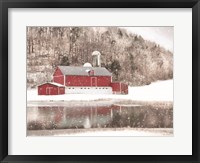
(58, 66, 112, 76)
(38, 82, 65, 87)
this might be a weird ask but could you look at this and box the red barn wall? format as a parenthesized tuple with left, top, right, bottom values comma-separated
(38, 83, 65, 95)
(54, 76, 64, 85)
(97, 76, 112, 86)
(110, 82, 128, 94)
(59, 87, 65, 94)
(65, 76, 111, 87)
(53, 67, 64, 85)
(53, 67, 63, 76)
(38, 83, 58, 95)
(121, 83, 128, 94)
(110, 83, 121, 93)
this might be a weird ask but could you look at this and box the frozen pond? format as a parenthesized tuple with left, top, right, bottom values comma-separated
(27, 101, 173, 132)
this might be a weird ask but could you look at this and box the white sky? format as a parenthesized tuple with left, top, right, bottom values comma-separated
(122, 27, 174, 53)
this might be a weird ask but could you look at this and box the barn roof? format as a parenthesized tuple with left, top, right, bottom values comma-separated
(58, 66, 112, 76)
(38, 82, 65, 87)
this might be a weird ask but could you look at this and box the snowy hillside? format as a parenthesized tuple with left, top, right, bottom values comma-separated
(27, 80, 173, 102)
(27, 27, 173, 88)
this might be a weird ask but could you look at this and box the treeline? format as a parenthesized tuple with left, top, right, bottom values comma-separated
(27, 27, 173, 88)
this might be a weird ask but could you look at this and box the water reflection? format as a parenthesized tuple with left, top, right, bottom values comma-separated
(27, 104, 173, 130)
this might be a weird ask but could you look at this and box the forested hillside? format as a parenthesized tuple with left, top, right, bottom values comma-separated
(27, 27, 173, 88)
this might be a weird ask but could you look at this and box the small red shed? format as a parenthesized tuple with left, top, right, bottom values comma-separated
(110, 82, 128, 94)
(38, 82, 65, 95)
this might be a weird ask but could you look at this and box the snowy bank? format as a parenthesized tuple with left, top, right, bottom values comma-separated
(27, 80, 173, 102)
(27, 128, 173, 136)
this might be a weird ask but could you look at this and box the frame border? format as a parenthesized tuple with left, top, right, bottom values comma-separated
(0, 0, 199, 162)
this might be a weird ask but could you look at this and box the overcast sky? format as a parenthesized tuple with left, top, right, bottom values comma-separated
(122, 27, 174, 53)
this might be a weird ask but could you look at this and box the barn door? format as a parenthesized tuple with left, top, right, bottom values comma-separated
(91, 77, 97, 86)
(46, 87, 53, 95)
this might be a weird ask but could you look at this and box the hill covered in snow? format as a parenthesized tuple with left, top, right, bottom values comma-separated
(27, 27, 173, 88)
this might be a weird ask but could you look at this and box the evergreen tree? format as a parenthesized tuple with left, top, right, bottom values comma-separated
(110, 59, 121, 80)
(60, 56, 70, 66)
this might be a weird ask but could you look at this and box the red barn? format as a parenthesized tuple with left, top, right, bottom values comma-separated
(52, 65, 128, 95)
(38, 82, 65, 95)
(53, 66, 112, 87)
(36, 50, 128, 95)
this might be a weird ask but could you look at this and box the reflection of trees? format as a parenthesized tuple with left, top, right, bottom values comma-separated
(129, 112, 145, 127)
(27, 105, 173, 130)
(108, 106, 173, 128)
(110, 112, 123, 127)
(27, 121, 42, 130)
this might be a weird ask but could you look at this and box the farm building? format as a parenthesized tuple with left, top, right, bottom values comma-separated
(38, 51, 128, 95)
(52, 65, 128, 94)
(38, 82, 65, 95)
(53, 66, 113, 94)
(53, 66, 112, 87)
(110, 82, 128, 94)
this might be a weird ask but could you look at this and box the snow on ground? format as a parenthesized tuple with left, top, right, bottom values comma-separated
(27, 128, 173, 137)
(27, 80, 173, 102)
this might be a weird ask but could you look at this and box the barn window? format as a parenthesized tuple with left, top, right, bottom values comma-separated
(81, 88, 83, 89)
(88, 70, 94, 76)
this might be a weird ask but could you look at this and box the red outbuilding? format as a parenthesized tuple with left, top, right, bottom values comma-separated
(38, 82, 65, 95)
(110, 82, 128, 94)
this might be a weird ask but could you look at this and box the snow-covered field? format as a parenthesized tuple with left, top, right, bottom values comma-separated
(27, 80, 173, 102)
(27, 128, 173, 136)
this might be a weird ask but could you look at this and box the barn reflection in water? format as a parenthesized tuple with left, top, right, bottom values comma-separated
(27, 104, 173, 130)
